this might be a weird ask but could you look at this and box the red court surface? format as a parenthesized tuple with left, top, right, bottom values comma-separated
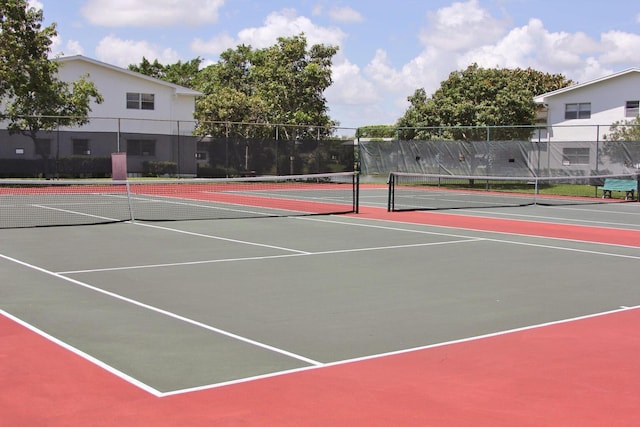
(357, 207, 640, 247)
(2, 306, 639, 426)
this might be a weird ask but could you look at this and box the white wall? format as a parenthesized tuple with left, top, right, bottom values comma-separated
(56, 58, 198, 134)
(543, 72, 640, 141)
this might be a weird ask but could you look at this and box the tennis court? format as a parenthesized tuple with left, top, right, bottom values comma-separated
(2, 177, 640, 425)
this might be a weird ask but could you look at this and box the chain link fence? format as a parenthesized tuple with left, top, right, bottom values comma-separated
(2, 120, 638, 179)
(0, 118, 357, 178)
(359, 125, 640, 179)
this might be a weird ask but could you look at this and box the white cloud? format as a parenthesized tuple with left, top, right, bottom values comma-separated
(387, 0, 638, 100)
(419, 0, 507, 51)
(50, 35, 84, 58)
(65, 40, 85, 56)
(236, 9, 346, 49)
(28, 0, 43, 10)
(358, 0, 509, 111)
(599, 31, 640, 65)
(365, 49, 404, 91)
(81, 0, 225, 27)
(328, 7, 364, 23)
(450, 18, 640, 83)
(327, 58, 378, 105)
(192, 9, 347, 56)
(459, 19, 593, 70)
(94, 35, 180, 67)
(191, 33, 237, 56)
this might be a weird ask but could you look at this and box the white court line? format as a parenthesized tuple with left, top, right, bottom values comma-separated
(126, 194, 297, 217)
(302, 216, 640, 260)
(310, 214, 640, 251)
(59, 213, 639, 275)
(0, 253, 323, 369)
(34, 204, 124, 223)
(57, 238, 482, 275)
(162, 305, 640, 397)
(461, 207, 640, 230)
(0, 308, 164, 397)
(134, 222, 311, 254)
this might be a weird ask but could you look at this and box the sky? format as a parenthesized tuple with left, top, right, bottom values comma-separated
(30, 0, 640, 131)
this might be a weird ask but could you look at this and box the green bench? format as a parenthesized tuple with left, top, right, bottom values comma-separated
(598, 178, 637, 200)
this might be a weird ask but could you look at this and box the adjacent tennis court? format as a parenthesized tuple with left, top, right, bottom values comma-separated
(2, 177, 640, 425)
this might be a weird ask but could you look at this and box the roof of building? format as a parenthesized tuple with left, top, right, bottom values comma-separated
(533, 68, 640, 103)
(56, 55, 203, 97)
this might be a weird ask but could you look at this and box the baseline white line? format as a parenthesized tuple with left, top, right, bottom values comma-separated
(58, 238, 482, 275)
(0, 253, 323, 368)
(0, 308, 163, 397)
(161, 305, 640, 397)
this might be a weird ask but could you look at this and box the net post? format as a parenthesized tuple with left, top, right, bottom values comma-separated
(353, 172, 360, 213)
(125, 180, 135, 222)
(387, 173, 395, 212)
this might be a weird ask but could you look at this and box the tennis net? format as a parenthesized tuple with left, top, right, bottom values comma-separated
(388, 172, 639, 211)
(0, 172, 359, 228)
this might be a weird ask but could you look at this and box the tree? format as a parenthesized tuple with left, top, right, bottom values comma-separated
(1, 0, 53, 99)
(129, 56, 202, 88)
(194, 34, 338, 140)
(1, 0, 103, 175)
(606, 116, 640, 141)
(601, 116, 640, 169)
(192, 45, 271, 138)
(356, 125, 396, 139)
(129, 35, 338, 140)
(396, 64, 572, 140)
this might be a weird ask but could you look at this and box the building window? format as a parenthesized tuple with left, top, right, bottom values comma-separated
(72, 139, 90, 155)
(562, 147, 590, 165)
(625, 100, 639, 118)
(195, 152, 207, 160)
(126, 139, 156, 156)
(126, 92, 155, 110)
(564, 103, 591, 120)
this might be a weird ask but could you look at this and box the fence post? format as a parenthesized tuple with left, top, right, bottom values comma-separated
(177, 120, 181, 177)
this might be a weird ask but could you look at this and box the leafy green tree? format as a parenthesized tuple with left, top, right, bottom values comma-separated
(129, 56, 202, 88)
(356, 125, 396, 139)
(1, 0, 103, 174)
(606, 116, 640, 141)
(601, 116, 640, 169)
(397, 64, 572, 140)
(1, 0, 57, 98)
(192, 45, 271, 138)
(194, 34, 338, 139)
(130, 35, 338, 140)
